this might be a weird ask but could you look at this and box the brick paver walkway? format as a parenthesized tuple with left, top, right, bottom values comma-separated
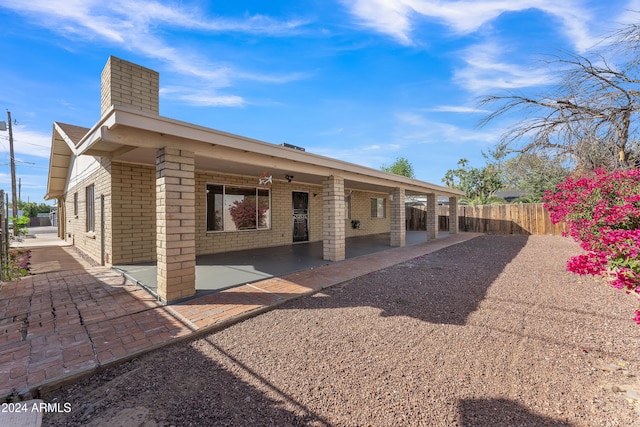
(1, 233, 482, 400)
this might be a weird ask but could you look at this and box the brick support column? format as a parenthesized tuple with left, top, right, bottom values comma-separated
(449, 196, 459, 234)
(323, 176, 345, 261)
(390, 187, 405, 247)
(426, 193, 438, 241)
(156, 148, 196, 303)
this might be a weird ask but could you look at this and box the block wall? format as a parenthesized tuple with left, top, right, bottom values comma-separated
(111, 162, 156, 264)
(66, 162, 399, 265)
(101, 56, 159, 116)
(345, 190, 391, 237)
(426, 193, 438, 240)
(62, 158, 112, 264)
(195, 172, 324, 255)
(156, 148, 196, 301)
(323, 176, 345, 261)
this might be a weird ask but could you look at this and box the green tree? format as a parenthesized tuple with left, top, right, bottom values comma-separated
(482, 143, 571, 202)
(17, 201, 53, 218)
(443, 158, 504, 205)
(501, 152, 571, 201)
(381, 157, 415, 178)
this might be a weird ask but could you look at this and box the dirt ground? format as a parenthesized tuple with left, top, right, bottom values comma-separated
(41, 235, 640, 426)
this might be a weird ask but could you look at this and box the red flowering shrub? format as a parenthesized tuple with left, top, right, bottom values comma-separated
(228, 196, 269, 230)
(543, 168, 640, 324)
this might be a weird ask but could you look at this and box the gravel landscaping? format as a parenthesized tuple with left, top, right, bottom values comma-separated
(42, 235, 640, 426)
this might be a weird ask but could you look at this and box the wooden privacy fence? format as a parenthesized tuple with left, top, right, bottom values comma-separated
(406, 203, 568, 236)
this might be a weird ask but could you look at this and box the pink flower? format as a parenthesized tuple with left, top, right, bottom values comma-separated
(545, 168, 640, 324)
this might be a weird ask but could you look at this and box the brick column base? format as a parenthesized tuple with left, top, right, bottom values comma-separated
(156, 148, 196, 303)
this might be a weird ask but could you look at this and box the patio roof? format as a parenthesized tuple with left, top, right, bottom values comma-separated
(46, 104, 464, 199)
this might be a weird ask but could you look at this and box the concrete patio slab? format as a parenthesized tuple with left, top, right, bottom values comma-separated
(114, 231, 447, 296)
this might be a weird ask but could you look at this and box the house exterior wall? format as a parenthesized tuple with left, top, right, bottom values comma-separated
(344, 190, 390, 237)
(195, 172, 325, 254)
(62, 156, 112, 264)
(68, 161, 395, 265)
(111, 162, 156, 264)
(194, 173, 391, 255)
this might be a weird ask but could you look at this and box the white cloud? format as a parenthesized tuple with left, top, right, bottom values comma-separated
(1, 0, 308, 100)
(173, 92, 246, 108)
(395, 111, 502, 146)
(453, 41, 559, 94)
(343, 0, 414, 45)
(311, 142, 402, 168)
(618, 4, 640, 25)
(342, 0, 598, 51)
(0, 126, 51, 158)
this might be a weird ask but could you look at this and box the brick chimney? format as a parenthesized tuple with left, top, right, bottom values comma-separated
(100, 56, 159, 117)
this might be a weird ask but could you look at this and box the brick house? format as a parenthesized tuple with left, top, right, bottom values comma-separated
(45, 56, 463, 303)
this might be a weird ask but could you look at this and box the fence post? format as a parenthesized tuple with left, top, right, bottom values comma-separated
(0, 190, 5, 280)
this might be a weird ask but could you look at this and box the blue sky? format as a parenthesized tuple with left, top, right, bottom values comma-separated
(0, 0, 637, 204)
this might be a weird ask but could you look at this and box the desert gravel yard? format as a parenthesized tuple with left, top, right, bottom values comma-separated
(43, 235, 640, 426)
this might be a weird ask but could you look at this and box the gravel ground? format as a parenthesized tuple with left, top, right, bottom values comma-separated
(42, 235, 640, 426)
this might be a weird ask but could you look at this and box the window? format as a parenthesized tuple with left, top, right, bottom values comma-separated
(73, 192, 78, 216)
(344, 195, 351, 219)
(206, 184, 270, 231)
(370, 197, 386, 219)
(86, 185, 95, 232)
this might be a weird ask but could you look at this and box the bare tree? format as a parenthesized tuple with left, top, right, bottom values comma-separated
(479, 29, 640, 170)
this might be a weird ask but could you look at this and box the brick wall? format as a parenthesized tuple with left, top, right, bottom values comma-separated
(111, 162, 156, 264)
(63, 157, 112, 264)
(64, 160, 397, 264)
(345, 190, 390, 237)
(195, 172, 324, 255)
(101, 56, 159, 116)
(156, 148, 196, 301)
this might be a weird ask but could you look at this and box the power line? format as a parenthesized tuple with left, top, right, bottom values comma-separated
(0, 135, 50, 149)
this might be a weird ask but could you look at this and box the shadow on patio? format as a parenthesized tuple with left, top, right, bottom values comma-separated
(114, 231, 446, 297)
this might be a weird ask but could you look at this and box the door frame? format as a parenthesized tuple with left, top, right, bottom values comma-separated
(292, 191, 309, 243)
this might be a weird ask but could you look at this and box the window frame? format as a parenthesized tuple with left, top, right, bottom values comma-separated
(206, 183, 271, 232)
(344, 194, 351, 220)
(370, 197, 386, 219)
(73, 192, 78, 217)
(86, 185, 95, 232)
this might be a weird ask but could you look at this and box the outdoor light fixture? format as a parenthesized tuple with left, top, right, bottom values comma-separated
(286, 175, 294, 183)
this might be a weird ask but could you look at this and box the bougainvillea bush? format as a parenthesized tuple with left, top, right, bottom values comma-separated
(543, 168, 640, 324)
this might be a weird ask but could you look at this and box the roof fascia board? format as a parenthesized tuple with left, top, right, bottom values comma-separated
(53, 123, 80, 154)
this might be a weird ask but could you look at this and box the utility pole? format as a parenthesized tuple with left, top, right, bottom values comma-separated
(7, 110, 17, 235)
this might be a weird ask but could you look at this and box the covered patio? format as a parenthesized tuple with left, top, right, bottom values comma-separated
(46, 57, 464, 304)
(114, 231, 450, 299)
